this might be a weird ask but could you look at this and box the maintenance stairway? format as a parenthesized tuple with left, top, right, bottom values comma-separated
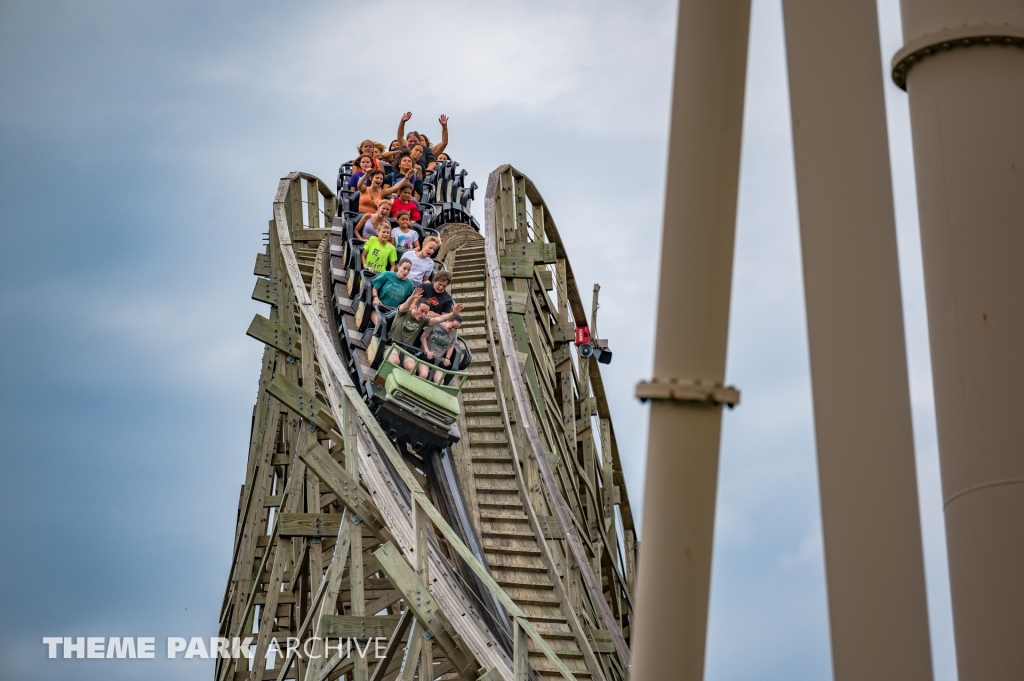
(218, 166, 636, 681)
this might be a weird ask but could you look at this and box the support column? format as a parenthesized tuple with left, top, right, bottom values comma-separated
(894, 2, 1024, 678)
(631, 1, 750, 680)
(781, 2, 933, 680)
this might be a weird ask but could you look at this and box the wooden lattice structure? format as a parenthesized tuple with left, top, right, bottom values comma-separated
(217, 167, 635, 681)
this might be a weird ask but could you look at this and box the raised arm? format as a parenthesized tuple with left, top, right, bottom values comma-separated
(398, 286, 423, 313)
(381, 145, 406, 161)
(426, 302, 464, 327)
(383, 173, 410, 197)
(396, 112, 412, 146)
(356, 171, 370, 191)
(432, 115, 449, 155)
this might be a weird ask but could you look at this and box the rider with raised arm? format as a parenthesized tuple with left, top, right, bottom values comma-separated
(358, 169, 409, 214)
(386, 287, 464, 373)
(385, 154, 423, 200)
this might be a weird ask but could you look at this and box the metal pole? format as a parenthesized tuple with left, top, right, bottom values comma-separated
(631, 1, 750, 679)
(893, 2, 1024, 678)
(781, 1, 934, 679)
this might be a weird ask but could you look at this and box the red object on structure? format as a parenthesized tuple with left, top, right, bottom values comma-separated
(574, 326, 591, 346)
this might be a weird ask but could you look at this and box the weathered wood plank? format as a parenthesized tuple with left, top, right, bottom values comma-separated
(499, 257, 536, 278)
(507, 242, 557, 264)
(535, 267, 554, 291)
(368, 610, 412, 681)
(266, 373, 337, 435)
(252, 278, 278, 305)
(299, 441, 393, 545)
(247, 314, 301, 359)
(292, 228, 334, 242)
(504, 290, 528, 315)
(372, 542, 477, 680)
(278, 513, 342, 537)
(320, 615, 400, 639)
(255, 252, 272, 276)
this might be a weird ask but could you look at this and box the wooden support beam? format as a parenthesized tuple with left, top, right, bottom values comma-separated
(368, 609, 412, 681)
(396, 618, 424, 681)
(266, 374, 338, 437)
(344, 389, 369, 681)
(278, 513, 342, 537)
(299, 442, 393, 545)
(292, 228, 334, 242)
(507, 242, 557, 264)
(372, 543, 477, 681)
(320, 615, 401, 639)
(500, 257, 536, 278)
(248, 314, 301, 359)
(513, 619, 529, 681)
(504, 290, 528, 315)
(300, 510, 354, 681)
(253, 277, 279, 305)
(255, 252, 272, 276)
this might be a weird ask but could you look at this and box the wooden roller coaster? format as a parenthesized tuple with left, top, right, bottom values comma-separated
(217, 164, 636, 681)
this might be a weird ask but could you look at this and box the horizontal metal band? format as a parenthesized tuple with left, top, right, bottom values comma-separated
(891, 24, 1024, 90)
(635, 377, 740, 407)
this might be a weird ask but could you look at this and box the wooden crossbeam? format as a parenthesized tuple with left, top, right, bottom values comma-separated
(320, 615, 401, 639)
(507, 241, 557, 264)
(255, 252, 272, 276)
(266, 373, 337, 436)
(247, 314, 301, 359)
(278, 513, 341, 537)
(299, 442, 394, 545)
(372, 542, 477, 681)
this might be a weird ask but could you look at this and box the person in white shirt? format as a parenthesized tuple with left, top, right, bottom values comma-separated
(400, 235, 440, 284)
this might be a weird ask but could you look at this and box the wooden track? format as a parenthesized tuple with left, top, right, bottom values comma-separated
(219, 168, 636, 681)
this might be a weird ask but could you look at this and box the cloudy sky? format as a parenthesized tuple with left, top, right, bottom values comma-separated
(0, 1, 955, 679)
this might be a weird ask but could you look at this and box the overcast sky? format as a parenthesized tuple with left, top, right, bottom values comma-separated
(0, 1, 955, 679)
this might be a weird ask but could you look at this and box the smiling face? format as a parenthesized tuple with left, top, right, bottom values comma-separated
(406, 132, 419, 147)
(378, 201, 392, 218)
(360, 141, 374, 155)
(370, 173, 383, 187)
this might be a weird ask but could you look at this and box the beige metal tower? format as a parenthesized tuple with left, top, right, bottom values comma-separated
(630, 2, 750, 681)
(782, 1, 933, 679)
(634, 1, 936, 680)
(893, 2, 1024, 679)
